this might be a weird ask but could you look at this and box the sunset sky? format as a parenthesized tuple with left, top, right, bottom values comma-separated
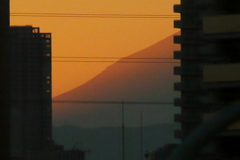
(10, 0, 180, 97)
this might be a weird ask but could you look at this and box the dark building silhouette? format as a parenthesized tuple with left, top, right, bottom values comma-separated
(10, 26, 53, 160)
(54, 145, 85, 160)
(174, 0, 240, 159)
(0, 0, 11, 160)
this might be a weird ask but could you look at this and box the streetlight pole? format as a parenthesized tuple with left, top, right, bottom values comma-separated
(141, 113, 143, 160)
(122, 101, 125, 160)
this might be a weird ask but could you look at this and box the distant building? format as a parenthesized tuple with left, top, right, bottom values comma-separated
(54, 145, 85, 160)
(148, 144, 179, 160)
(174, 0, 240, 159)
(10, 26, 53, 160)
(54, 150, 85, 160)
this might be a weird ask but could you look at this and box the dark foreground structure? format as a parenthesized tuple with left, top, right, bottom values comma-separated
(10, 26, 53, 160)
(0, 0, 11, 159)
(54, 145, 85, 160)
(173, 0, 240, 159)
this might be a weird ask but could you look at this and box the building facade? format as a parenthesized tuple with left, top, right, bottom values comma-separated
(10, 26, 53, 160)
(174, 0, 240, 158)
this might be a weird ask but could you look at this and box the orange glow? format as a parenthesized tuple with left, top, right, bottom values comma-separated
(10, 0, 180, 97)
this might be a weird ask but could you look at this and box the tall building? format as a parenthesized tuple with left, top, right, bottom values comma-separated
(174, 0, 240, 158)
(10, 26, 53, 160)
(0, 0, 11, 160)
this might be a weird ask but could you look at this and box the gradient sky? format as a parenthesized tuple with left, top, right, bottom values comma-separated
(10, 0, 180, 97)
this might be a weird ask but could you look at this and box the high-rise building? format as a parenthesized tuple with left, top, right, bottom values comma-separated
(0, 0, 11, 160)
(10, 26, 53, 160)
(174, 0, 240, 158)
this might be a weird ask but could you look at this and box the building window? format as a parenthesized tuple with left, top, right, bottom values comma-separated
(32, 28, 39, 33)
(45, 34, 51, 38)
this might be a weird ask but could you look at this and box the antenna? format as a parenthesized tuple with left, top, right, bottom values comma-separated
(122, 101, 125, 160)
(141, 113, 143, 160)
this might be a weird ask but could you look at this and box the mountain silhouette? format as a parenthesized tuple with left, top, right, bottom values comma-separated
(53, 32, 180, 128)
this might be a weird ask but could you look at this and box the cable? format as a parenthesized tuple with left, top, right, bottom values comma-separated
(52, 100, 174, 105)
(10, 12, 180, 19)
(52, 60, 180, 64)
(52, 56, 176, 60)
(11, 12, 179, 16)
(52, 56, 180, 63)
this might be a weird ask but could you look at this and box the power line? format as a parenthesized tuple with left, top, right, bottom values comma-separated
(10, 12, 180, 19)
(51, 56, 180, 63)
(52, 56, 176, 60)
(52, 100, 174, 105)
(11, 12, 179, 16)
(52, 60, 180, 64)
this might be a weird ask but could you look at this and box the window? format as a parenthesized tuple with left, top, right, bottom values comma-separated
(32, 28, 39, 33)
(45, 34, 51, 38)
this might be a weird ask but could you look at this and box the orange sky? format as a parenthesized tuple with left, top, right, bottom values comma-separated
(10, 0, 180, 97)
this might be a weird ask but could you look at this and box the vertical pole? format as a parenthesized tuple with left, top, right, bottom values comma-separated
(122, 101, 125, 160)
(141, 113, 143, 160)
(0, 0, 10, 160)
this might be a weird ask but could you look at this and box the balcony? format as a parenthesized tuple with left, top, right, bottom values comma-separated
(203, 63, 240, 83)
(173, 4, 182, 13)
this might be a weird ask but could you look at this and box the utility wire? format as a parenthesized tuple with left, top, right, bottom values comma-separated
(52, 100, 174, 105)
(51, 56, 180, 63)
(11, 12, 179, 16)
(52, 60, 180, 64)
(52, 56, 176, 60)
(10, 12, 180, 19)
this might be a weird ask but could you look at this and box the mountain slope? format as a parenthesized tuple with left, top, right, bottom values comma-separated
(53, 33, 180, 127)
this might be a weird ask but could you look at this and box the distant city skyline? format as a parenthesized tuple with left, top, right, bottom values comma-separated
(10, 0, 180, 97)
